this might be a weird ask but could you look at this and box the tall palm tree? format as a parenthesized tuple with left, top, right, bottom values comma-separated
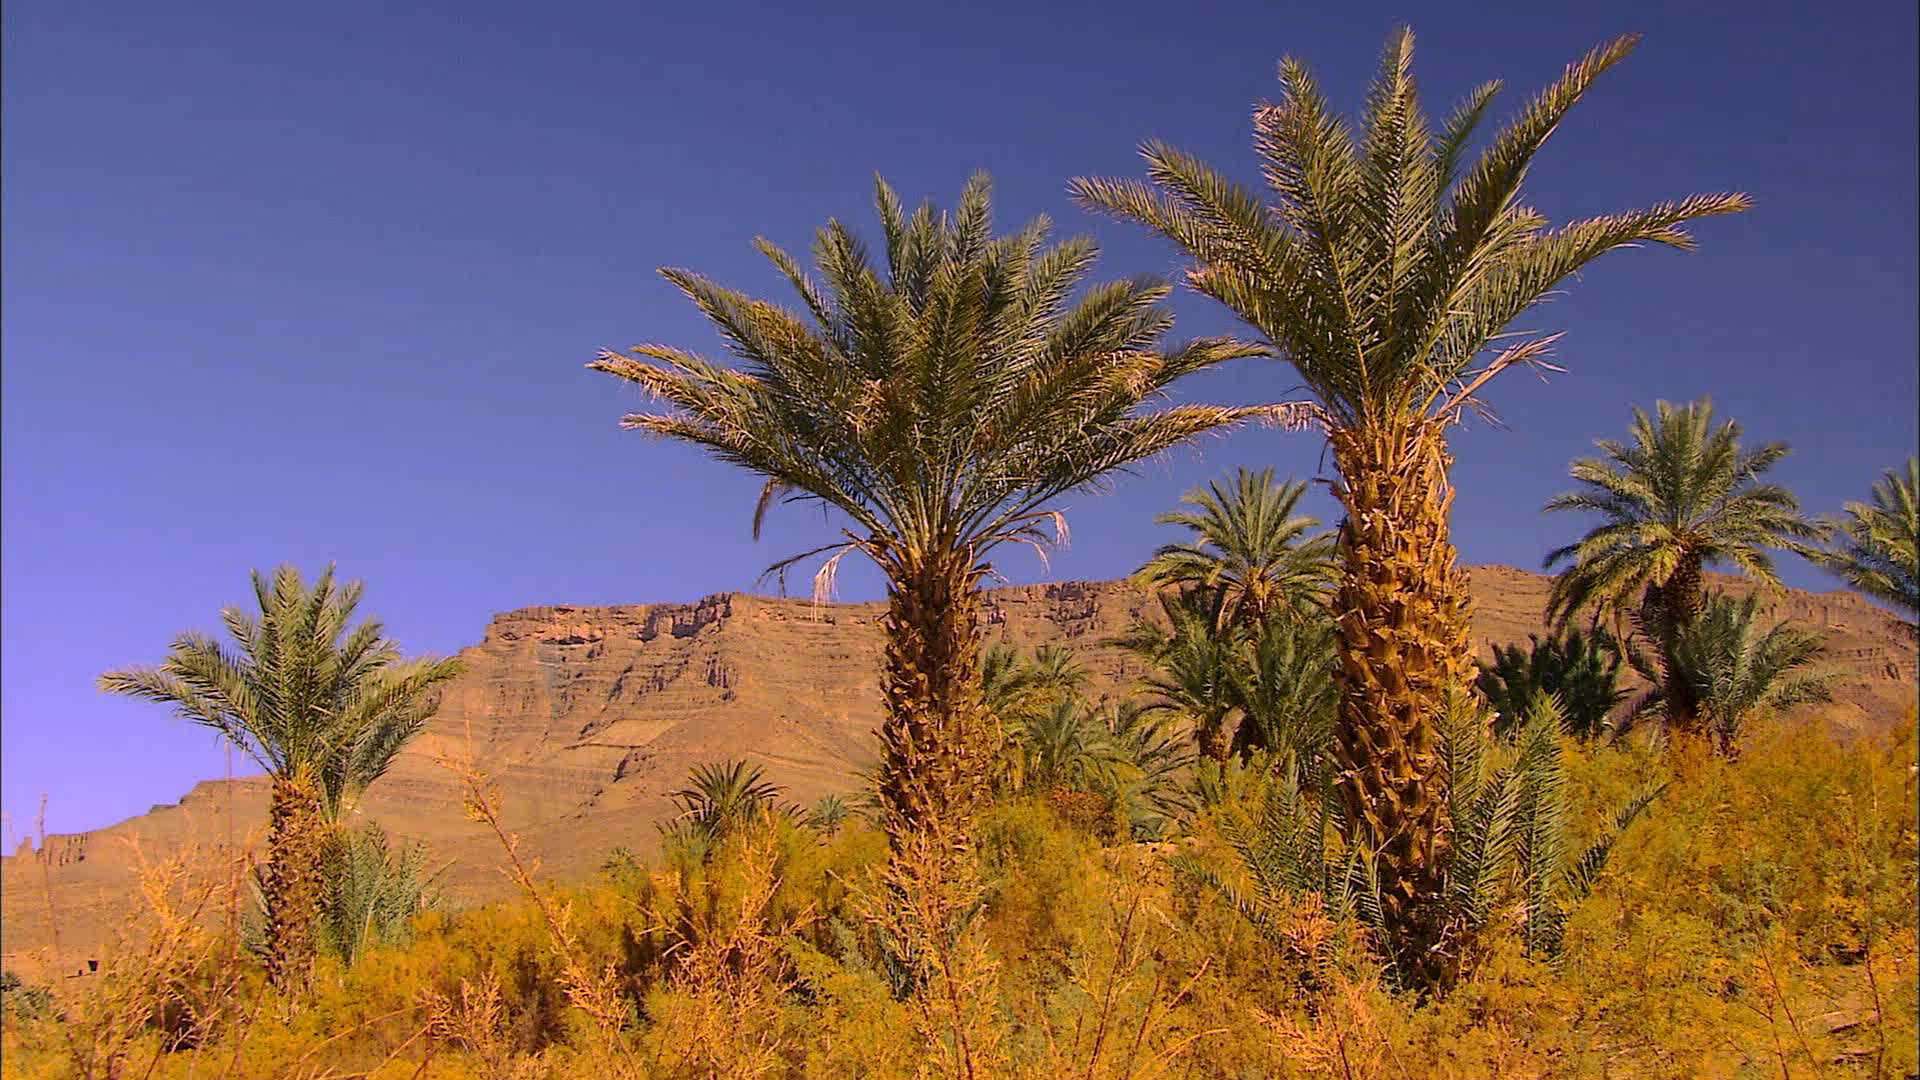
(1543, 399, 1822, 735)
(591, 175, 1266, 848)
(1623, 591, 1833, 755)
(1817, 458, 1918, 627)
(1135, 468, 1336, 629)
(1072, 29, 1747, 987)
(99, 565, 462, 991)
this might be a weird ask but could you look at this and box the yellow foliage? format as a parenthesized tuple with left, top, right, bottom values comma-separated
(5, 721, 1914, 1078)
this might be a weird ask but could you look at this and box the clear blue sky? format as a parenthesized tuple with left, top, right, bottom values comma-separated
(4, 1, 1914, 838)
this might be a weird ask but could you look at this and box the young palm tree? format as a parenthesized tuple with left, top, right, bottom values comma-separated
(1118, 590, 1245, 763)
(1623, 591, 1833, 755)
(1073, 29, 1747, 986)
(1136, 468, 1336, 629)
(1228, 613, 1338, 763)
(1475, 626, 1628, 741)
(1543, 400, 1822, 735)
(592, 174, 1266, 846)
(1817, 458, 1918, 627)
(99, 565, 462, 992)
(666, 759, 786, 843)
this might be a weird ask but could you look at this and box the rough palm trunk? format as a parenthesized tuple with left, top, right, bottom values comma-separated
(260, 772, 328, 993)
(1327, 422, 1473, 989)
(1640, 553, 1705, 735)
(877, 550, 997, 848)
(1196, 717, 1233, 764)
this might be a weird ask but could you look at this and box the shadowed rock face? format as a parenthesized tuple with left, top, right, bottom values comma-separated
(5, 569, 1912, 975)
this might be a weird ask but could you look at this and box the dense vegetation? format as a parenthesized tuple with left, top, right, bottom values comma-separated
(3, 718, 1913, 1077)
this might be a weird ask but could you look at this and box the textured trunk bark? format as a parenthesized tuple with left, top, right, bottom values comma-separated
(1641, 552, 1705, 736)
(261, 772, 327, 994)
(1328, 421, 1471, 990)
(876, 550, 997, 848)
(1196, 715, 1234, 764)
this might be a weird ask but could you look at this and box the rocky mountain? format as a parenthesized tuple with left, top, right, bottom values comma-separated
(4, 568, 1912, 978)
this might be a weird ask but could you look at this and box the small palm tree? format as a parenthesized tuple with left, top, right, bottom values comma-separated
(99, 565, 462, 991)
(1817, 458, 1918, 626)
(1119, 590, 1244, 763)
(1475, 627, 1628, 740)
(592, 174, 1267, 847)
(315, 825, 440, 967)
(1625, 592, 1834, 755)
(982, 643, 1085, 725)
(1004, 698, 1129, 796)
(1103, 701, 1197, 839)
(807, 794, 851, 838)
(666, 759, 785, 844)
(1136, 468, 1335, 629)
(1544, 400, 1823, 736)
(1228, 613, 1337, 763)
(1074, 30, 1746, 987)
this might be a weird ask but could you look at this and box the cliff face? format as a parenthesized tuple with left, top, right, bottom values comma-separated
(5, 569, 1912, 976)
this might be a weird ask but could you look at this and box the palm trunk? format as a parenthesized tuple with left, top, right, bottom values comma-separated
(877, 550, 997, 848)
(261, 772, 328, 993)
(1640, 553, 1705, 736)
(1328, 421, 1472, 990)
(1197, 715, 1234, 764)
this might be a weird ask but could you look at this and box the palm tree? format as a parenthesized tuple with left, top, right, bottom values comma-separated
(1004, 698, 1129, 796)
(1817, 459, 1918, 627)
(1475, 626, 1628, 741)
(1118, 590, 1244, 763)
(592, 174, 1266, 847)
(807, 794, 851, 838)
(982, 643, 1085, 727)
(1072, 29, 1747, 986)
(1102, 701, 1197, 840)
(666, 759, 786, 844)
(1136, 468, 1335, 629)
(1543, 400, 1822, 736)
(1228, 613, 1338, 763)
(99, 565, 462, 991)
(1623, 592, 1833, 755)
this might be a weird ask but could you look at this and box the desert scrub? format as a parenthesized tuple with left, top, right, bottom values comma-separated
(5, 720, 1914, 1078)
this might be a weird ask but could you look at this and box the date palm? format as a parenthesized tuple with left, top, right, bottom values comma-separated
(1817, 458, 1918, 627)
(1623, 591, 1833, 755)
(1136, 468, 1335, 629)
(591, 174, 1266, 847)
(1073, 29, 1747, 987)
(99, 565, 462, 992)
(1543, 400, 1822, 735)
(1118, 589, 1244, 763)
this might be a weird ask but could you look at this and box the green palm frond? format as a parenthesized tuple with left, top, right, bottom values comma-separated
(99, 565, 462, 817)
(1543, 399, 1824, 632)
(1636, 591, 1835, 751)
(1135, 468, 1336, 628)
(1817, 458, 1918, 625)
(1073, 31, 1747, 431)
(593, 173, 1270, 587)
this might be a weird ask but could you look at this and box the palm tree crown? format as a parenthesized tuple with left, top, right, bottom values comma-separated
(1071, 31, 1748, 435)
(99, 564, 463, 818)
(1136, 468, 1335, 628)
(591, 173, 1268, 600)
(1818, 458, 1918, 625)
(1543, 399, 1824, 634)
